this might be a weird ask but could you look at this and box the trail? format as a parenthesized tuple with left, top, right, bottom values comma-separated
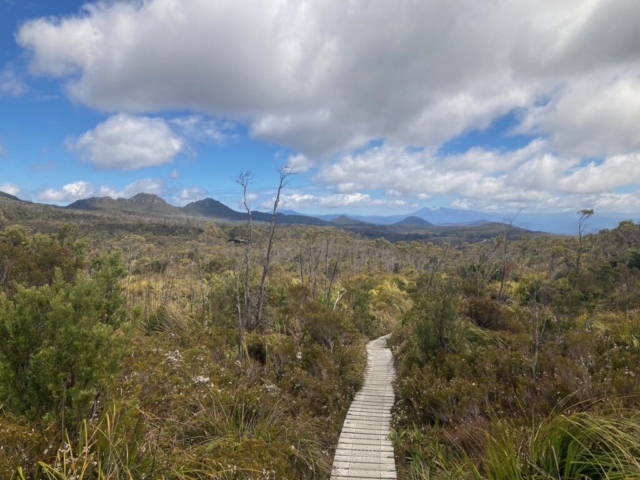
(331, 334, 397, 479)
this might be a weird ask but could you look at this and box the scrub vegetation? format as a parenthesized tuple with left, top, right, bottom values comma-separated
(2, 193, 640, 479)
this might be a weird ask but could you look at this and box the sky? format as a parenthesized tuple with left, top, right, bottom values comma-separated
(1, 0, 640, 214)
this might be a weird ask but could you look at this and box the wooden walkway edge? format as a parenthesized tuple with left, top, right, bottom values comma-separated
(331, 334, 397, 479)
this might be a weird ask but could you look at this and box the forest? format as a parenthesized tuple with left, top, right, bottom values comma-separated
(1, 194, 640, 479)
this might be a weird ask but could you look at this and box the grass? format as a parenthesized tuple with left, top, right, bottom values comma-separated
(395, 408, 640, 480)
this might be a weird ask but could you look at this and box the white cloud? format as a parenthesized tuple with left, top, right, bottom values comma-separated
(263, 192, 409, 210)
(172, 186, 208, 206)
(169, 116, 233, 143)
(17, 0, 640, 158)
(450, 199, 471, 210)
(122, 178, 166, 197)
(0, 66, 26, 97)
(558, 154, 640, 193)
(0, 182, 22, 198)
(313, 142, 572, 208)
(169, 169, 180, 179)
(518, 74, 640, 157)
(98, 185, 123, 198)
(15, 0, 640, 211)
(36, 178, 167, 203)
(67, 114, 185, 170)
(286, 154, 313, 173)
(37, 180, 93, 202)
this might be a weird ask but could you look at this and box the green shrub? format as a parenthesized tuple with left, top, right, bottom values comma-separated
(0, 254, 127, 427)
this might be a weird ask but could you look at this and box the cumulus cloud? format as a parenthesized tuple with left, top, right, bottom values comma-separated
(37, 180, 93, 202)
(558, 155, 640, 194)
(17, 0, 640, 158)
(67, 114, 185, 170)
(172, 186, 208, 206)
(169, 116, 234, 143)
(36, 178, 167, 203)
(122, 178, 166, 197)
(518, 74, 640, 157)
(313, 141, 575, 208)
(0, 182, 22, 198)
(261, 192, 410, 210)
(14, 0, 640, 211)
(286, 154, 313, 173)
(0, 66, 26, 97)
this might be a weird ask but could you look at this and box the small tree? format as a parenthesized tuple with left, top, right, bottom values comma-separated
(410, 279, 460, 361)
(497, 210, 522, 303)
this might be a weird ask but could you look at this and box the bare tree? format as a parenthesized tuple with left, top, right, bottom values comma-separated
(234, 170, 254, 358)
(576, 209, 594, 272)
(255, 166, 294, 327)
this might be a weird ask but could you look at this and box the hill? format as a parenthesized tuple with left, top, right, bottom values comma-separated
(183, 198, 246, 221)
(335, 220, 537, 244)
(329, 215, 371, 226)
(0, 191, 22, 202)
(68, 193, 182, 216)
(393, 216, 432, 227)
(183, 198, 327, 225)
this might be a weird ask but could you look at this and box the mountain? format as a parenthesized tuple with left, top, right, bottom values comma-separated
(309, 207, 640, 234)
(183, 198, 246, 221)
(393, 216, 432, 227)
(67, 193, 183, 216)
(183, 198, 327, 225)
(67, 194, 327, 225)
(58, 191, 640, 234)
(329, 215, 371, 226)
(313, 213, 407, 224)
(0, 191, 22, 202)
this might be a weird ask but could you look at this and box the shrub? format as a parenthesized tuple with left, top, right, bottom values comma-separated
(465, 297, 508, 331)
(0, 254, 127, 427)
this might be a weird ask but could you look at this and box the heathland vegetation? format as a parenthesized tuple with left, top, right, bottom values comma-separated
(1, 189, 640, 479)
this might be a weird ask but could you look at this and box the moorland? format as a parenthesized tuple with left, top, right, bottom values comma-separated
(1, 191, 640, 479)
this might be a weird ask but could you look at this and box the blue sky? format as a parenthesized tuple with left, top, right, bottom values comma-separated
(2, 0, 640, 214)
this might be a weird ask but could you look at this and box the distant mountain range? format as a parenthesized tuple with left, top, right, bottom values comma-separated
(67, 193, 326, 226)
(2, 190, 639, 235)
(284, 206, 640, 234)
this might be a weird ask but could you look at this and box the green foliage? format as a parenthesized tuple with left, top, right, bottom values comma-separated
(405, 279, 460, 362)
(0, 224, 86, 293)
(0, 254, 127, 427)
(5, 209, 640, 479)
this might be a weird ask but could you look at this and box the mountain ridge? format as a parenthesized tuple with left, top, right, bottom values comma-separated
(67, 194, 327, 226)
(0, 191, 23, 202)
(56, 192, 640, 234)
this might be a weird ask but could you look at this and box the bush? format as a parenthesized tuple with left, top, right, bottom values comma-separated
(465, 297, 509, 331)
(0, 254, 127, 427)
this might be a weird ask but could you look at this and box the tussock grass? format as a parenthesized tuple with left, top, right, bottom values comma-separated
(397, 409, 640, 480)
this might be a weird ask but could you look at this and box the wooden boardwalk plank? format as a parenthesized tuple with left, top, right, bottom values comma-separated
(331, 335, 397, 480)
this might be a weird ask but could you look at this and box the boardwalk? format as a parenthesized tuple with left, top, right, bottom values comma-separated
(331, 335, 397, 479)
